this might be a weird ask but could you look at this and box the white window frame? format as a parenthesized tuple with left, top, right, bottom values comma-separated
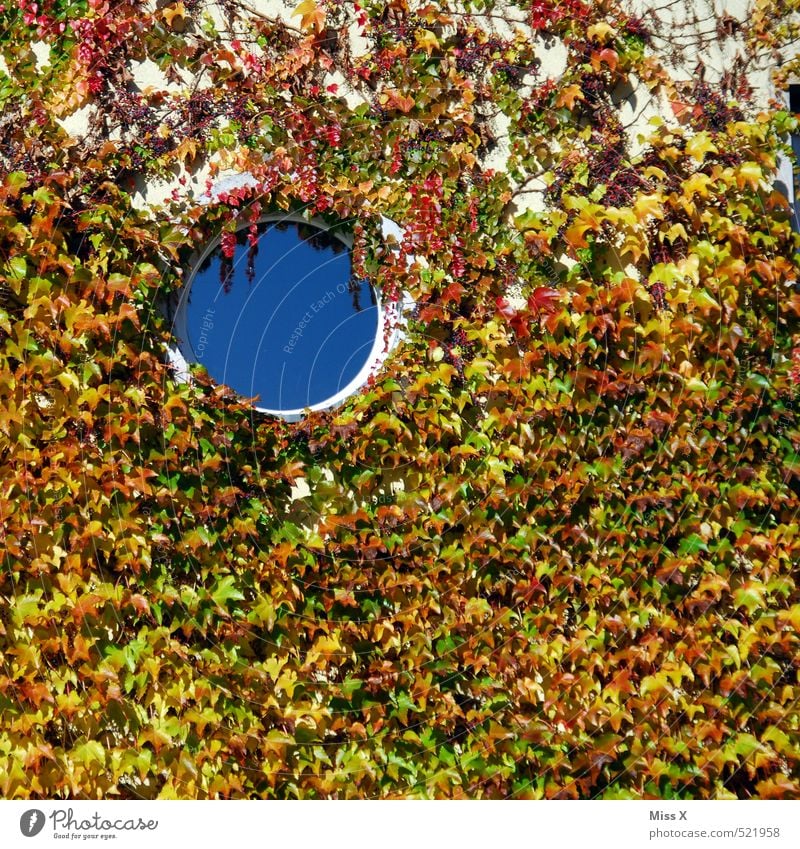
(166, 173, 414, 421)
(776, 85, 800, 233)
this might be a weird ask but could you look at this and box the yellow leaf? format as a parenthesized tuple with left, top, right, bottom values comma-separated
(685, 132, 717, 162)
(634, 193, 664, 221)
(683, 172, 713, 198)
(314, 634, 342, 655)
(663, 222, 688, 243)
(643, 165, 668, 181)
(604, 206, 636, 228)
(685, 376, 708, 393)
(415, 29, 439, 55)
(587, 22, 616, 42)
(736, 161, 764, 190)
(293, 0, 316, 17)
(162, 1, 186, 30)
(619, 238, 646, 263)
(650, 263, 683, 286)
(678, 196, 697, 219)
(691, 288, 720, 312)
(679, 253, 700, 285)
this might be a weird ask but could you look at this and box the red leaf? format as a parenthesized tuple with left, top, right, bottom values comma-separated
(495, 296, 517, 319)
(441, 281, 465, 304)
(528, 286, 560, 313)
(598, 48, 618, 71)
(510, 313, 531, 340)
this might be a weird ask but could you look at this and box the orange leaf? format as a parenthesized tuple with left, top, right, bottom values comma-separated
(73, 594, 102, 624)
(293, 0, 326, 33)
(564, 222, 590, 250)
(555, 84, 583, 110)
(174, 137, 200, 164)
(379, 89, 415, 113)
(670, 99, 691, 121)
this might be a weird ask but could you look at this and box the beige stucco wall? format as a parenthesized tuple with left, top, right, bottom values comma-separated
(45, 0, 782, 211)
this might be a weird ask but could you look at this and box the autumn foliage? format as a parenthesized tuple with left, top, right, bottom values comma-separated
(0, 0, 798, 798)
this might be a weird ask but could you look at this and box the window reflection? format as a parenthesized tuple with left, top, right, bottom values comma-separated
(186, 220, 379, 411)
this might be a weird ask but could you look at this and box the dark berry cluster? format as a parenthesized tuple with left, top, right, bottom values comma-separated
(492, 60, 527, 87)
(219, 255, 234, 294)
(372, 4, 420, 49)
(148, 135, 175, 157)
(690, 82, 744, 133)
(378, 19, 410, 45)
(580, 73, 607, 105)
(246, 242, 258, 285)
(647, 281, 667, 312)
(604, 166, 648, 207)
(442, 327, 476, 388)
(221, 93, 255, 127)
(126, 148, 145, 170)
(545, 172, 569, 206)
(710, 150, 743, 168)
(186, 91, 216, 130)
(369, 104, 390, 124)
(111, 89, 153, 126)
(546, 103, 634, 205)
(624, 16, 653, 44)
(640, 148, 682, 193)
(418, 126, 447, 143)
(444, 345, 467, 387)
(390, 123, 452, 173)
(449, 328, 475, 356)
(592, 141, 624, 183)
(110, 90, 188, 161)
(649, 236, 686, 265)
(453, 26, 503, 74)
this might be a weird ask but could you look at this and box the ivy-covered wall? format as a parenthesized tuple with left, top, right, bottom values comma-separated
(0, 0, 798, 798)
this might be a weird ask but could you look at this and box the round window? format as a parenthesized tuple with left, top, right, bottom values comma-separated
(170, 212, 405, 419)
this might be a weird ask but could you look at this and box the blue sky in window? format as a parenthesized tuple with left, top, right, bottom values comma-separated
(187, 222, 378, 410)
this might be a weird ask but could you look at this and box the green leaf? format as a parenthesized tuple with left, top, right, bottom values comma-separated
(211, 575, 245, 609)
